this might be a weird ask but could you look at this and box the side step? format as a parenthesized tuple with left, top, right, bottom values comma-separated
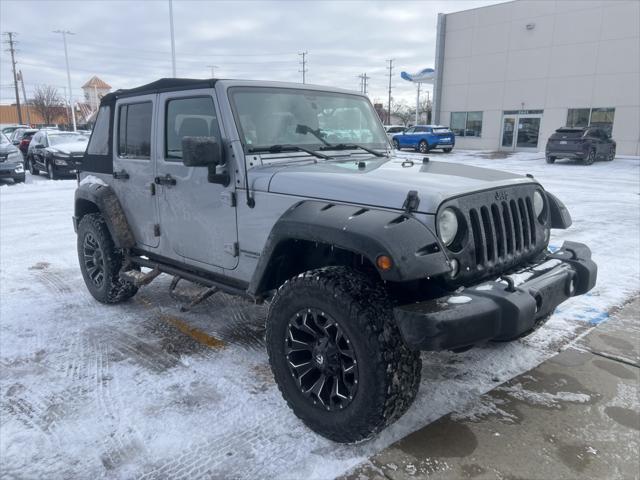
(120, 267, 161, 287)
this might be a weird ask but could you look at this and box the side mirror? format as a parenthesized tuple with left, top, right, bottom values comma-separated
(181, 136, 229, 186)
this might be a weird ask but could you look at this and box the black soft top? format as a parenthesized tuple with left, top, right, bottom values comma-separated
(100, 78, 218, 106)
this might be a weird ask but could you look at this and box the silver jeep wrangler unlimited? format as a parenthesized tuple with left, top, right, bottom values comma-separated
(74, 78, 597, 443)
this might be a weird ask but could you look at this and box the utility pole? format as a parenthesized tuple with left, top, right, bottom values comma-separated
(4, 32, 23, 124)
(415, 83, 420, 125)
(54, 30, 76, 131)
(207, 65, 219, 78)
(298, 51, 308, 84)
(168, 0, 177, 77)
(358, 73, 369, 96)
(18, 70, 30, 125)
(386, 59, 394, 124)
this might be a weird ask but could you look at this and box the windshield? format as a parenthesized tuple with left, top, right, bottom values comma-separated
(49, 133, 88, 146)
(230, 87, 389, 152)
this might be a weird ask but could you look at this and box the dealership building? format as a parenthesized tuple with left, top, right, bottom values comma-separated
(432, 0, 640, 155)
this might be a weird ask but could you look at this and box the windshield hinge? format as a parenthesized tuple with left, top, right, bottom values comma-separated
(224, 242, 239, 257)
(221, 191, 236, 207)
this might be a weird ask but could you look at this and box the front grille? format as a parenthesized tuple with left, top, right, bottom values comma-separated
(440, 186, 547, 282)
(469, 197, 538, 266)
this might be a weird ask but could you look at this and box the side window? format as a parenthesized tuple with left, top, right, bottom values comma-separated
(165, 96, 220, 161)
(32, 132, 40, 145)
(118, 102, 152, 159)
(405, 127, 415, 134)
(87, 105, 111, 155)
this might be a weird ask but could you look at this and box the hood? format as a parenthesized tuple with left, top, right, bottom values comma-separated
(48, 141, 88, 155)
(250, 156, 538, 214)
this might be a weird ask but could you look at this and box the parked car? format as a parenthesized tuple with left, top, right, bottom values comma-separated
(546, 127, 616, 165)
(0, 133, 25, 183)
(384, 125, 406, 141)
(72, 78, 596, 444)
(1, 124, 29, 136)
(9, 128, 38, 158)
(392, 124, 455, 153)
(27, 130, 88, 179)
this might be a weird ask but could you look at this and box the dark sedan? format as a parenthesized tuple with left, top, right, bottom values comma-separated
(0, 133, 25, 183)
(27, 130, 88, 179)
(546, 127, 615, 165)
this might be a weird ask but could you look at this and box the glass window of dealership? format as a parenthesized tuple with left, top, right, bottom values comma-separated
(433, 0, 640, 156)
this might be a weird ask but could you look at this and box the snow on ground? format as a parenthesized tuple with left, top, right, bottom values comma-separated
(1, 151, 638, 479)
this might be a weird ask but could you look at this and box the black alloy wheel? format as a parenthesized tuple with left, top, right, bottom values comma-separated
(83, 232, 106, 288)
(28, 156, 39, 175)
(606, 146, 615, 161)
(285, 308, 358, 411)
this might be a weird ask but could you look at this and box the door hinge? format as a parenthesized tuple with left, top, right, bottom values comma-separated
(224, 242, 239, 257)
(153, 224, 161, 237)
(221, 191, 236, 207)
(150, 182, 156, 195)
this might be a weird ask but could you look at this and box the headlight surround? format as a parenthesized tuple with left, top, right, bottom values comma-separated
(533, 190, 545, 220)
(437, 207, 459, 247)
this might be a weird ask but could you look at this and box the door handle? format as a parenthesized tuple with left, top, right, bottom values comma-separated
(113, 169, 130, 180)
(154, 174, 177, 186)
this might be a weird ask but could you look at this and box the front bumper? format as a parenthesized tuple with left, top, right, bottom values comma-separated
(394, 241, 597, 351)
(0, 162, 24, 179)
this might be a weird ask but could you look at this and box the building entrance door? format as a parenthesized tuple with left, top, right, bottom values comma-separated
(500, 110, 543, 151)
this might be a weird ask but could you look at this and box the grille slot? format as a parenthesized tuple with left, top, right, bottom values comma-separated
(466, 193, 539, 270)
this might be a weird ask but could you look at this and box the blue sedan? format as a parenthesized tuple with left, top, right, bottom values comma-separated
(392, 125, 455, 153)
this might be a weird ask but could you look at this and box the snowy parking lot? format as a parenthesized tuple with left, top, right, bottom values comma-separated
(1, 150, 638, 479)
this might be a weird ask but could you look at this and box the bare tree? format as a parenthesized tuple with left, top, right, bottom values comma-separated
(391, 100, 412, 126)
(32, 85, 63, 125)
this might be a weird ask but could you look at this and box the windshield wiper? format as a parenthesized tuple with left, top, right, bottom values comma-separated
(295, 124, 331, 146)
(248, 144, 330, 160)
(319, 143, 387, 157)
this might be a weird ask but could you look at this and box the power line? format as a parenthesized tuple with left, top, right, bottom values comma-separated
(3, 32, 23, 123)
(298, 51, 307, 84)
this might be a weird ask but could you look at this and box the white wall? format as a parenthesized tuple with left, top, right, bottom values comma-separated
(438, 0, 640, 155)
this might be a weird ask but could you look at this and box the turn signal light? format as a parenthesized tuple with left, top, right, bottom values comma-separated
(376, 255, 393, 271)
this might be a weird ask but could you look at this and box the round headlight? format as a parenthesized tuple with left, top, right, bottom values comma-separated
(438, 207, 459, 246)
(533, 190, 545, 218)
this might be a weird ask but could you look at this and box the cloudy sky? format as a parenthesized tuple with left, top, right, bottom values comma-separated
(1, 0, 504, 107)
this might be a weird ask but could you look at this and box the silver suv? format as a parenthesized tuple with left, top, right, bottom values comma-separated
(73, 78, 597, 443)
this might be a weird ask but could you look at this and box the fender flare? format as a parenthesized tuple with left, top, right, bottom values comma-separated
(545, 191, 572, 229)
(74, 183, 135, 248)
(248, 200, 452, 296)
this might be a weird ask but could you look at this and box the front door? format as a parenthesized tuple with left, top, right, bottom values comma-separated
(500, 115, 517, 149)
(112, 96, 159, 248)
(500, 111, 543, 151)
(156, 90, 238, 270)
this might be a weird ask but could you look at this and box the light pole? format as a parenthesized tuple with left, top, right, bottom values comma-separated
(168, 0, 177, 77)
(207, 65, 218, 78)
(54, 30, 76, 131)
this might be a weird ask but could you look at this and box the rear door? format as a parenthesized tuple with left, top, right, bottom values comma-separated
(111, 96, 159, 248)
(400, 127, 415, 147)
(155, 90, 238, 270)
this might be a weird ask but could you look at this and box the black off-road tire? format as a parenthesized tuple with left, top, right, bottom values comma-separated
(266, 266, 422, 443)
(546, 155, 556, 164)
(583, 149, 596, 165)
(28, 156, 39, 175)
(77, 213, 138, 304)
(443, 147, 453, 153)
